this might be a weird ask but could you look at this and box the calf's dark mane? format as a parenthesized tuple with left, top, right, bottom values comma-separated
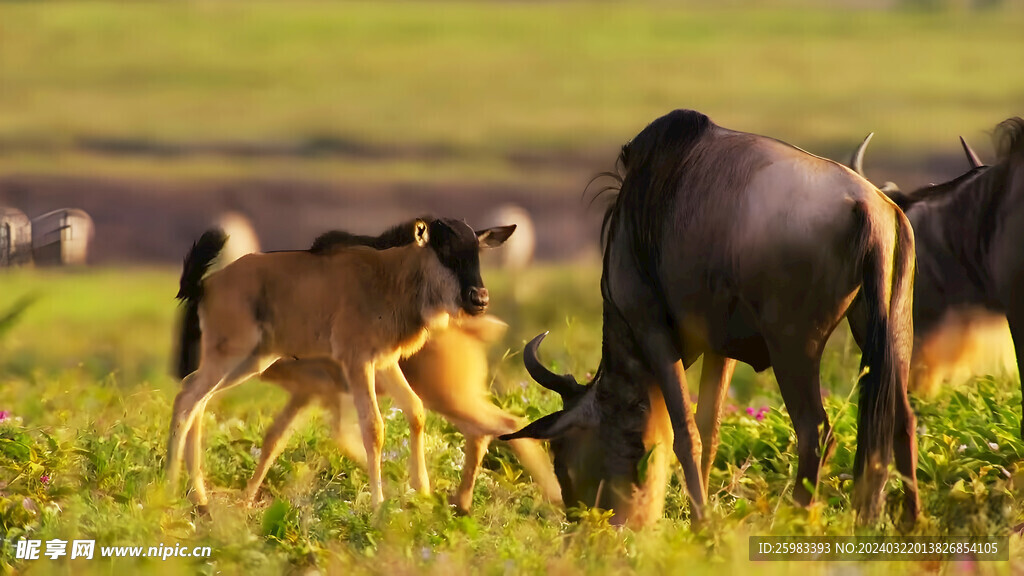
(308, 217, 430, 253)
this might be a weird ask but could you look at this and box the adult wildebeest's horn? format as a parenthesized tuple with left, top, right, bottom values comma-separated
(960, 136, 984, 169)
(524, 332, 583, 399)
(850, 132, 875, 177)
(849, 133, 901, 195)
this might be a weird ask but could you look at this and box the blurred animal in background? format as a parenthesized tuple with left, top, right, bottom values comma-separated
(505, 109, 919, 528)
(851, 118, 1024, 434)
(31, 208, 94, 266)
(256, 314, 561, 513)
(0, 207, 33, 268)
(168, 217, 514, 510)
(211, 211, 261, 268)
(179, 220, 560, 512)
(481, 204, 535, 272)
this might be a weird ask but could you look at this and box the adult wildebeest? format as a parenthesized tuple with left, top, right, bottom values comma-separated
(169, 217, 514, 509)
(503, 109, 919, 527)
(174, 223, 561, 512)
(852, 118, 1024, 434)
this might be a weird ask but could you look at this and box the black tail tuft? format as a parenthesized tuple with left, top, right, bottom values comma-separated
(851, 201, 915, 521)
(174, 229, 228, 379)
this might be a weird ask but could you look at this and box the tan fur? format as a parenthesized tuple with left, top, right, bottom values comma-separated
(251, 315, 562, 512)
(167, 242, 462, 508)
(911, 308, 1016, 396)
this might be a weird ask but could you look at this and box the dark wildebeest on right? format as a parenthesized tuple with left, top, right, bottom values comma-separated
(853, 117, 1024, 436)
(503, 109, 918, 527)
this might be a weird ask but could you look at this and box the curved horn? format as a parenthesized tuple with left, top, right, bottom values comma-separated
(960, 136, 984, 169)
(850, 132, 875, 177)
(524, 332, 581, 399)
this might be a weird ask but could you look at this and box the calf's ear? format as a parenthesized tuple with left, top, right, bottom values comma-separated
(476, 224, 516, 249)
(414, 220, 430, 247)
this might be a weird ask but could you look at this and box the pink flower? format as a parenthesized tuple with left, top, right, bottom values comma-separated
(0, 410, 9, 422)
(745, 407, 756, 416)
(40, 474, 50, 485)
(756, 407, 770, 421)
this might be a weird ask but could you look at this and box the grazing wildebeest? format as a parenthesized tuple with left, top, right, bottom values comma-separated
(174, 223, 560, 512)
(503, 109, 919, 527)
(168, 217, 514, 509)
(852, 118, 1024, 434)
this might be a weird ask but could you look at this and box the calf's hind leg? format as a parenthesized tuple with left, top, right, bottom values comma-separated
(168, 350, 270, 501)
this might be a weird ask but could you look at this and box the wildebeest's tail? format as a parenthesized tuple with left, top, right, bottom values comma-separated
(852, 200, 915, 520)
(174, 229, 228, 379)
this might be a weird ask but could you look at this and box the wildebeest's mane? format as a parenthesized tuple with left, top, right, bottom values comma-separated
(598, 110, 714, 295)
(308, 217, 431, 253)
(995, 116, 1024, 161)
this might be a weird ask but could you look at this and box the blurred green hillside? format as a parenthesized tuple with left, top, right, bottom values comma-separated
(1, 1, 1022, 182)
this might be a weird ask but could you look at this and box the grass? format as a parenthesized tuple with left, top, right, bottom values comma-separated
(1, 266, 1024, 574)
(1, 2, 1023, 184)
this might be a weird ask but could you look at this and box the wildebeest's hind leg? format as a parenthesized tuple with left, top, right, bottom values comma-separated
(1008, 312, 1024, 440)
(184, 396, 212, 510)
(769, 347, 831, 508)
(451, 433, 490, 513)
(376, 363, 431, 495)
(167, 351, 271, 502)
(695, 353, 737, 496)
(244, 394, 313, 504)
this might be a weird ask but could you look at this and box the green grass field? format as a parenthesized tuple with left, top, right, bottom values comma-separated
(1, 267, 1023, 574)
(1, 1, 1023, 183)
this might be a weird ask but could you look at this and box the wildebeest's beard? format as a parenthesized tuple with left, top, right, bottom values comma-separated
(428, 218, 490, 315)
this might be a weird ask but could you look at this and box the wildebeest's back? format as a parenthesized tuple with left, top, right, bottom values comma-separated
(200, 247, 433, 361)
(616, 120, 893, 370)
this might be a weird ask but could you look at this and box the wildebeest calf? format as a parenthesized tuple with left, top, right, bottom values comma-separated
(168, 217, 513, 508)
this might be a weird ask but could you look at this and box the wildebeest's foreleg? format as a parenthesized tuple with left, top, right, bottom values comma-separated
(345, 360, 386, 506)
(632, 330, 705, 523)
(452, 434, 490, 513)
(695, 353, 737, 496)
(328, 393, 369, 467)
(770, 350, 831, 507)
(377, 363, 430, 495)
(244, 394, 313, 504)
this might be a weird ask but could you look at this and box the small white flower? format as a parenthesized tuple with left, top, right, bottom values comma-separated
(250, 446, 262, 459)
(988, 442, 999, 451)
(958, 444, 967, 453)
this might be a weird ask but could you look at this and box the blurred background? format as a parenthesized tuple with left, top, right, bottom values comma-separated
(0, 0, 1022, 265)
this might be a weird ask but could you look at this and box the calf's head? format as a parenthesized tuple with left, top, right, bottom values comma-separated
(417, 218, 515, 316)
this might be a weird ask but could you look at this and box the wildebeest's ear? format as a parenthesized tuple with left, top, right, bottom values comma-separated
(414, 219, 429, 247)
(499, 410, 573, 441)
(476, 224, 516, 249)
